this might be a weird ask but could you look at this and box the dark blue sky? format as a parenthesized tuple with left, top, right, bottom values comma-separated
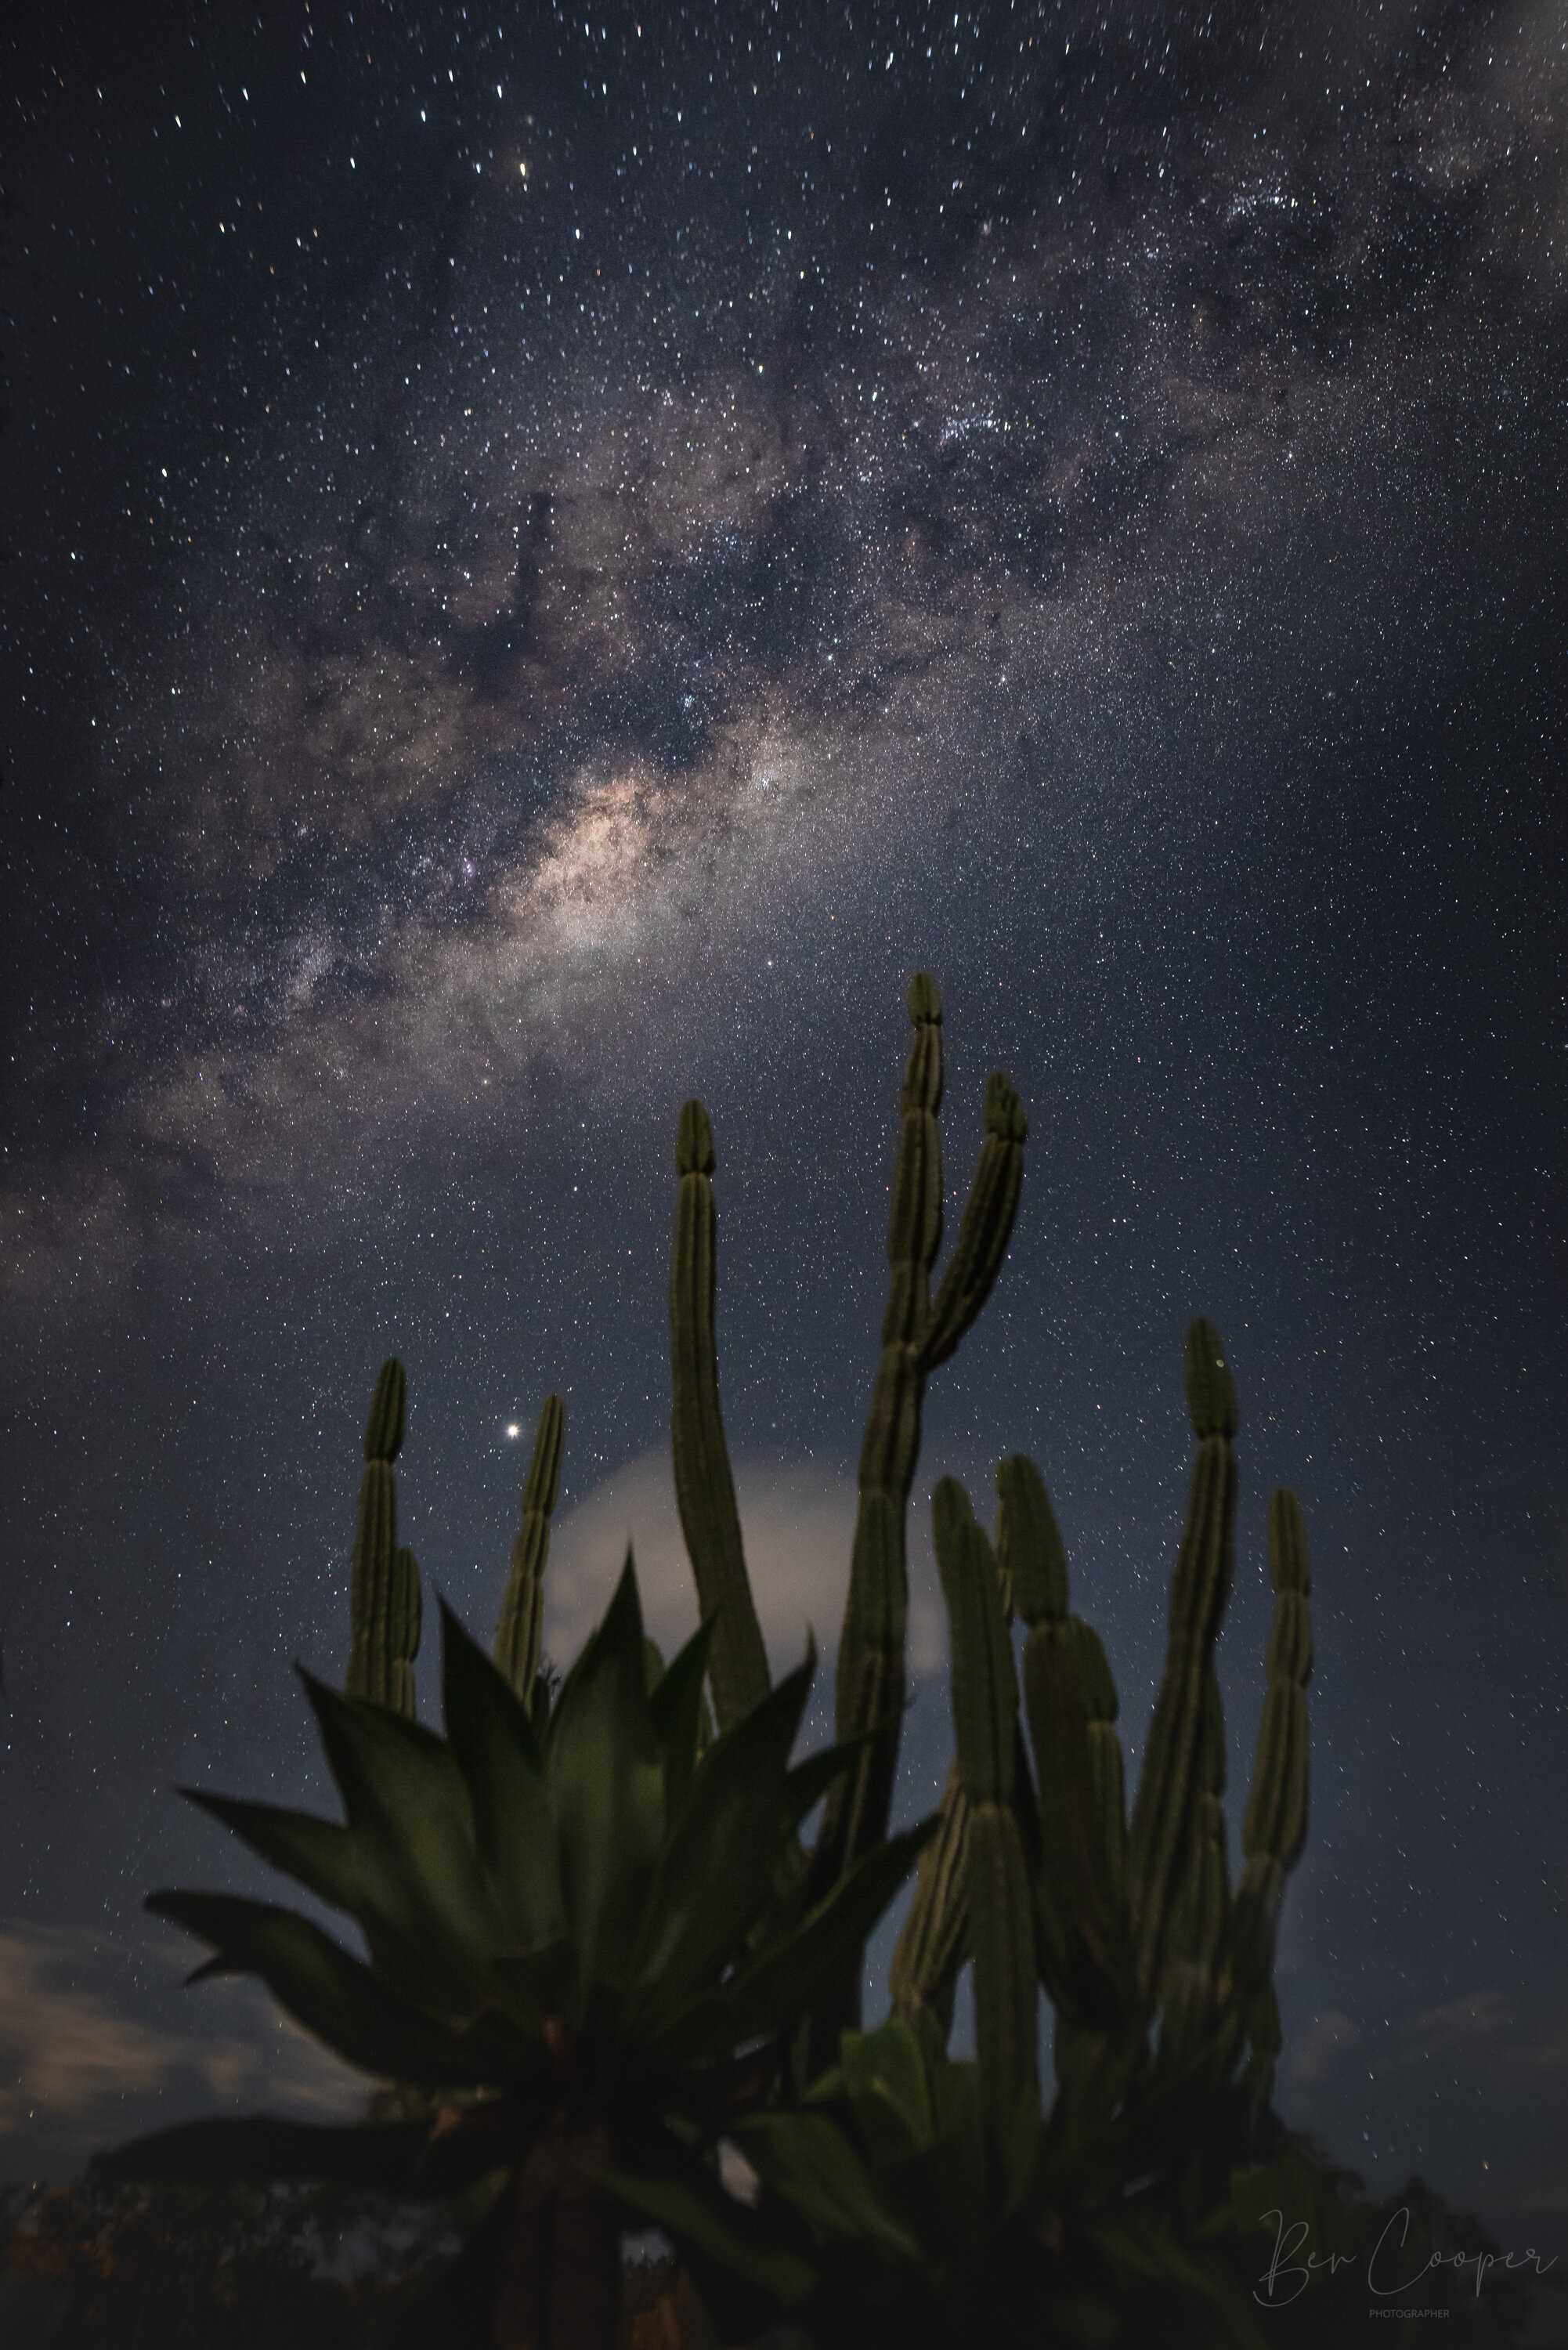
(2, 0, 1564, 2317)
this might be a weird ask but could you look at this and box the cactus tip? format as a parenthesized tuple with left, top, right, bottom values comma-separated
(984, 1072, 1028, 1144)
(363, 1358, 406, 1463)
(676, 1098, 716, 1179)
(907, 971, 942, 1026)
(1183, 1318, 1239, 1441)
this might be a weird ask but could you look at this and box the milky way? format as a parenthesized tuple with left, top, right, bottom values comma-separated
(3, 0, 1566, 2265)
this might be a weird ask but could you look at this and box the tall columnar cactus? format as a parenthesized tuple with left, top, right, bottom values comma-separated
(670, 1098, 771, 1735)
(494, 1391, 566, 1708)
(932, 1477, 1038, 2161)
(811, 978, 1025, 2052)
(1017, 1478, 1134, 2063)
(1223, 1485, 1313, 2103)
(1125, 1318, 1239, 2007)
(345, 1359, 422, 1719)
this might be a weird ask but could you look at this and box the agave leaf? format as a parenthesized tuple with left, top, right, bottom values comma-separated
(631, 1645, 815, 2005)
(299, 1671, 507, 2011)
(179, 1791, 387, 1930)
(780, 1730, 869, 1838)
(147, 1889, 522, 2088)
(652, 1817, 937, 2066)
(647, 1612, 719, 1821)
(438, 1601, 565, 1950)
(597, 2163, 818, 2306)
(91, 2112, 504, 2199)
(734, 2110, 923, 2264)
(840, 2014, 935, 2156)
(546, 1553, 665, 1987)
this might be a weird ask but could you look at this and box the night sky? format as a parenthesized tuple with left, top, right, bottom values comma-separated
(2, 0, 1565, 2299)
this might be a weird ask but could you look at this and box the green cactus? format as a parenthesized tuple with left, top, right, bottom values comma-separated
(494, 1391, 566, 1703)
(810, 978, 1025, 2055)
(1125, 1318, 1240, 2005)
(1223, 1484, 1313, 2102)
(920, 1322, 1310, 2146)
(345, 1359, 421, 1719)
(670, 1098, 771, 1735)
(932, 1477, 1038, 2161)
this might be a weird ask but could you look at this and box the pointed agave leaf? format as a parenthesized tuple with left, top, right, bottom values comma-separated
(92, 2113, 502, 2199)
(780, 1731, 869, 1837)
(653, 1817, 938, 2066)
(546, 1552, 666, 1987)
(149, 1891, 486, 2086)
(179, 1790, 387, 1925)
(438, 1600, 565, 1950)
(648, 1612, 719, 1823)
(734, 2110, 923, 2264)
(298, 1672, 506, 2014)
(631, 1646, 815, 2009)
(840, 2014, 936, 2156)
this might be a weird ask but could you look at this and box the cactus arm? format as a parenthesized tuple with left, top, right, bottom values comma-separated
(995, 1454, 1068, 1629)
(669, 1099, 771, 1735)
(807, 978, 946, 1978)
(1222, 1485, 1313, 2102)
(1125, 1321, 1240, 2007)
(1154, 1662, 1230, 2066)
(494, 1394, 566, 1702)
(345, 1360, 421, 1718)
(933, 1476, 1039, 2157)
(813, 984, 1026, 2014)
(915, 1073, 1028, 1374)
(888, 1756, 970, 2035)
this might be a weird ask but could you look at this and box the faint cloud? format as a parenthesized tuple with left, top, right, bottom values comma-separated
(543, 1448, 948, 1687)
(1288, 2005, 1366, 2087)
(0, 1925, 367, 2177)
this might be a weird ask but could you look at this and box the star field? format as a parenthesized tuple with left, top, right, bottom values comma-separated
(2, 0, 1565, 2276)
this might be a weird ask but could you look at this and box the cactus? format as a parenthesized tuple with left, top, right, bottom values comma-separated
(925, 1323, 1310, 2146)
(888, 1759, 970, 2034)
(932, 1477, 1038, 2162)
(1223, 1485, 1313, 2102)
(345, 1359, 421, 1719)
(670, 1099, 771, 1734)
(808, 978, 1025, 2057)
(1125, 1318, 1240, 2005)
(494, 1391, 566, 1702)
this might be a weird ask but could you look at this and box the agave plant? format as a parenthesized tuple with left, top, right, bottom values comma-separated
(99, 1560, 934, 2350)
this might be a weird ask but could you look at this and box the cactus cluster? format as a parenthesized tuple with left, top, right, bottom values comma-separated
(893, 1316, 1311, 2161)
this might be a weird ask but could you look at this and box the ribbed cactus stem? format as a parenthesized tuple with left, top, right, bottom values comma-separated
(888, 1756, 970, 2034)
(1125, 1320, 1239, 2005)
(494, 1393, 566, 1702)
(814, 980, 1026, 2052)
(1226, 1486, 1313, 2061)
(345, 1358, 421, 1717)
(1156, 1663, 1230, 2062)
(669, 1099, 771, 1735)
(1023, 1608, 1131, 2027)
(995, 1454, 1068, 1629)
(934, 1477, 1039, 2153)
